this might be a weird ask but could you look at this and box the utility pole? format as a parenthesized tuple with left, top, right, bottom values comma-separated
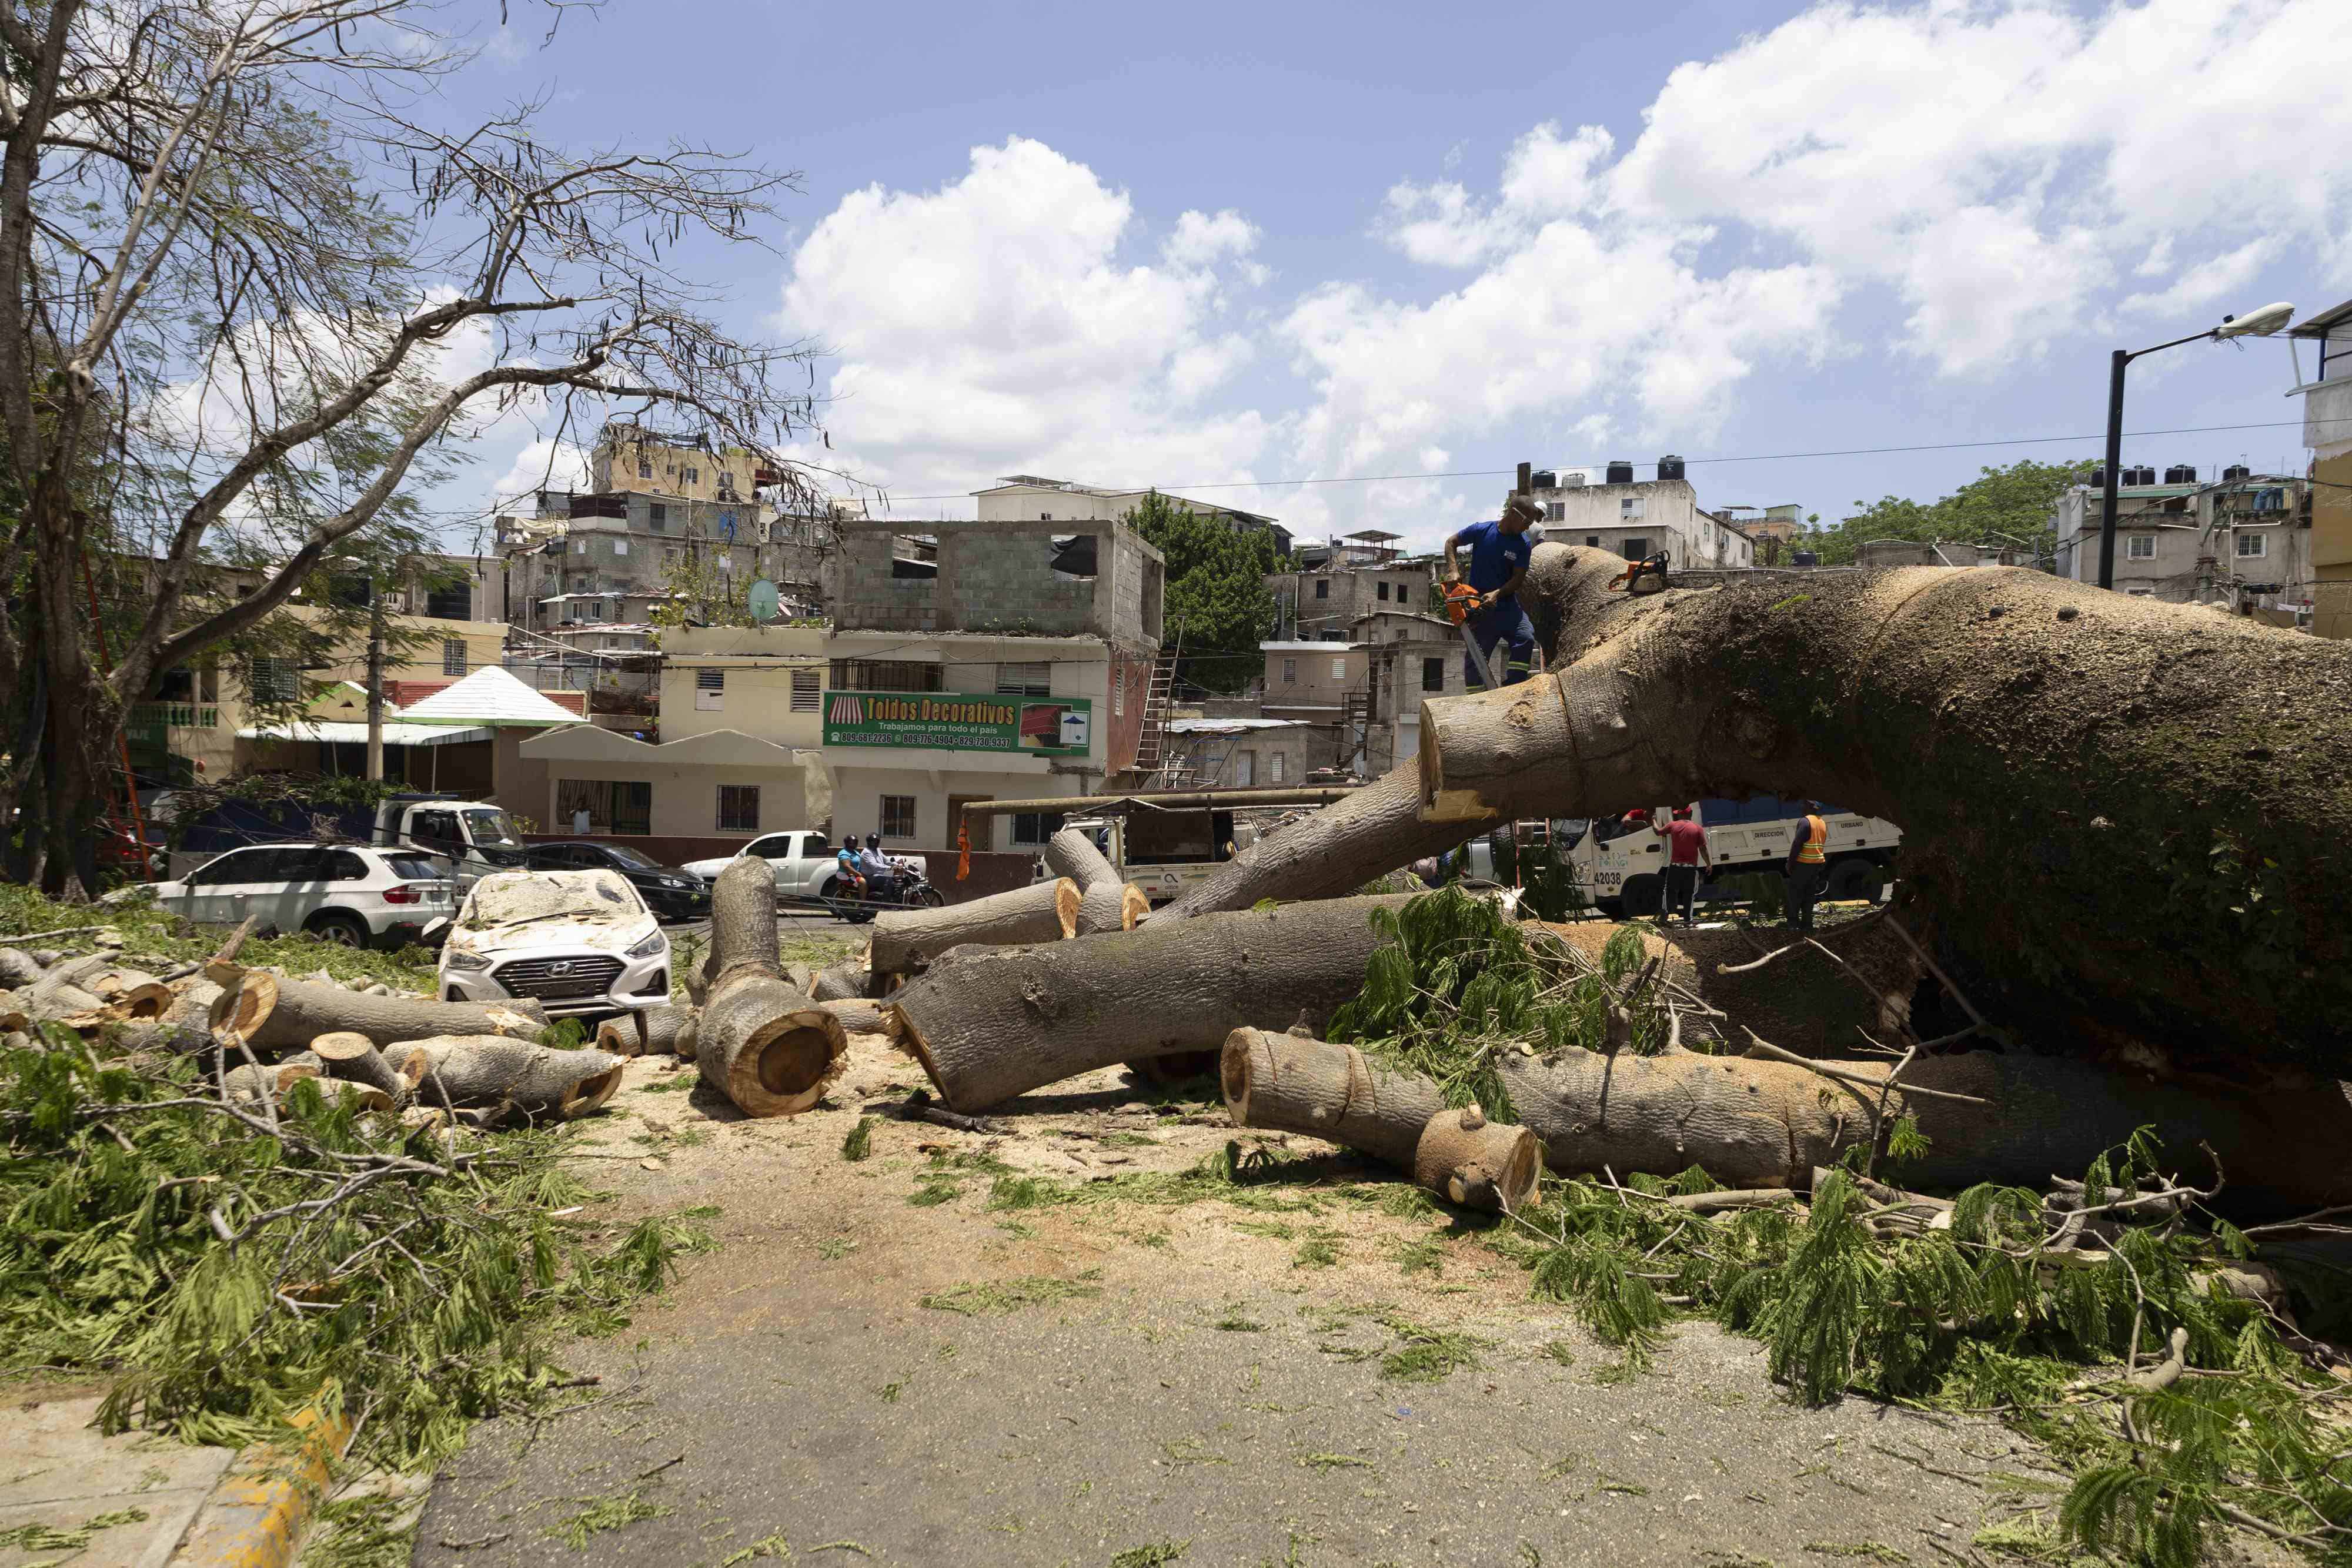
(365, 575, 386, 782)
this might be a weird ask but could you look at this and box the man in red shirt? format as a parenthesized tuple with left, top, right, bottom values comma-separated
(1652, 806, 1712, 927)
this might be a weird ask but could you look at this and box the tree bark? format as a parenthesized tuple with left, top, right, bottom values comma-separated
(1414, 1104, 1542, 1212)
(309, 1031, 417, 1109)
(694, 855, 846, 1118)
(1221, 1027, 1446, 1168)
(865, 878, 1075, 980)
(887, 894, 1426, 1112)
(206, 969, 546, 1055)
(1414, 545, 2352, 1070)
(600, 1007, 697, 1059)
(817, 997, 891, 1035)
(811, 962, 871, 1002)
(1225, 1029, 2352, 1211)
(380, 1037, 625, 1121)
(1149, 767, 1488, 921)
(1043, 828, 1150, 937)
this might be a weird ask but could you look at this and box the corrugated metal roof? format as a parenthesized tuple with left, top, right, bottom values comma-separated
(397, 666, 585, 727)
(239, 720, 492, 746)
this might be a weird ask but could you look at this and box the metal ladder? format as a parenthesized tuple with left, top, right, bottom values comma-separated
(1132, 633, 1182, 783)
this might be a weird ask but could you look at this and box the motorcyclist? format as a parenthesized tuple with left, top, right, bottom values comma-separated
(833, 840, 866, 900)
(859, 833, 900, 900)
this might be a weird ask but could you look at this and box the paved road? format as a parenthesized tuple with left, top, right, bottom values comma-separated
(407, 1048, 2053, 1568)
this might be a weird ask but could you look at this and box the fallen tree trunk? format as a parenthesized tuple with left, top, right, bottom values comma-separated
(1227, 1029, 2352, 1211)
(1414, 1104, 1542, 1213)
(1149, 768, 1487, 921)
(1222, 1027, 1446, 1168)
(865, 878, 1075, 980)
(310, 1032, 418, 1109)
(888, 894, 1427, 1112)
(208, 971, 546, 1055)
(695, 856, 847, 1117)
(600, 1007, 697, 1059)
(1043, 828, 1150, 937)
(1412, 545, 2352, 1070)
(817, 997, 891, 1035)
(811, 963, 871, 1002)
(380, 1037, 624, 1121)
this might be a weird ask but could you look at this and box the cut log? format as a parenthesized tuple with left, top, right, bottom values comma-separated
(222, 1060, 320, 1105)
(1150, 768, 1488, 922)
(0, 948, 39, 988)
(694, 856, 847, 1117)
(1043, 828, 1151, 937)
(866, 878, 1075, 979)
(1410, 544, 2352, 1071)
(1414, 1104, 1542, 1212)
(811, 963, 870, 1002)
(207, 969, 546, 1055)
(888, 894, 1432, 1112)
(1227, 1029, 2352, 1211)
(1221, 1027, 1446, 1168)
(817, 997, 891, 1035)
(600, 1007, 698, 1059)
(380, 1037, 624, 1119)
(309, 1032, 417, 1109)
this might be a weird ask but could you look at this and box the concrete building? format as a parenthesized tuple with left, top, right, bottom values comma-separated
(1529, 469, 1756, 569)
(2290, 302, 2352, 637)
(1267, 556, 1439, 641)
(1255, 628, 1473, 780)
(2050, 469, 2311, 610)
(1161, 717, 1319, 788)
(973, 474, 1290, 559)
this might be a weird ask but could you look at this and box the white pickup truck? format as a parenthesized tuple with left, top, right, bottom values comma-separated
(1461, 798, 1901, 915)
(683, 831, 846, 901)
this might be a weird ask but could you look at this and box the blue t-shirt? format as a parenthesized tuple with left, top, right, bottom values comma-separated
(1452, 520, 1534, 600)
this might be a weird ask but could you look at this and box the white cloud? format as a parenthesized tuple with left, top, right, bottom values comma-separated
(488, 438, 589, 509)
(777, 138, 1271, 509)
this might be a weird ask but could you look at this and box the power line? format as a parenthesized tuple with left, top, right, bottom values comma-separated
(866, 417, 2335, 503)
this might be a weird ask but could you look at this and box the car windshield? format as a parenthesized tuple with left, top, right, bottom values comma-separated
(464, 869, 640, 927)
(463, 808, 524, 849)
(600, 845, 659, 870)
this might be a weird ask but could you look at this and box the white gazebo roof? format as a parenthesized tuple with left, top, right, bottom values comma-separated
(398, 666, 583, 728)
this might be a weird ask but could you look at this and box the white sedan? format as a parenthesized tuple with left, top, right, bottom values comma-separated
(437, 869, 671, 1019)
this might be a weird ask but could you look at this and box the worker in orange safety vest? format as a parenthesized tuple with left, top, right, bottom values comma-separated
(1783, 804, 1830, 932)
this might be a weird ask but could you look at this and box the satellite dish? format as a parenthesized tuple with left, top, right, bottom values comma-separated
(747, 578, 781, 623)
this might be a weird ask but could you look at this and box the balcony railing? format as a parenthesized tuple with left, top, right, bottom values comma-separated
(129, 701, 219, 730)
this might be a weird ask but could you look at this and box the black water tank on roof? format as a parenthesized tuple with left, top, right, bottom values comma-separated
(2128, 466, 2157, 486)
(1791, 550, 1820, 568)
(2223, 464, 2251, 482)
(1531, 469, 1557, 490)
(2164, 464, 2197, 484)
(1605, 459, 1635, 484)
(2087, 467, 2108, 490)
(1658, 454, 1686, 482)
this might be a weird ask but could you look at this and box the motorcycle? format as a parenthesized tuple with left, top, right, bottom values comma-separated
(820, 860, 947, 922)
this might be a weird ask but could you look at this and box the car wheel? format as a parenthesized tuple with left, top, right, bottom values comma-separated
(1618, 874, 1663, 920)
(306, 911, 370, 948)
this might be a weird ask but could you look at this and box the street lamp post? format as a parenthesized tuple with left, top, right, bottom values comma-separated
(2097, 302, 2297, 590)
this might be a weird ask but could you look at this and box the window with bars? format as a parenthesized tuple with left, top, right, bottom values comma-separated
(830, 659, 943, 692)
(717, 784, 760, 832)
(248, 657, 299, 704)
(2237, 532, 2267, 558)
(1010, 810, 1067, 846)
(442, 638, 468, 676)
(2127, 534, 2156, 560)
(881, 795, 917, 839)
(995, 661, 1052, 696)
(790, 668, 821, 711)
(558, 779, 651, 835)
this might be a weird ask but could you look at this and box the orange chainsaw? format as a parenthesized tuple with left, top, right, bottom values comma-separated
(1442, 581, 1499, 690)
(1609, 549, 1672, 594)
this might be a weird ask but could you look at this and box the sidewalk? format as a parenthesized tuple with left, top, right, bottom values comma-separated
(0, 1388, 235, 1568)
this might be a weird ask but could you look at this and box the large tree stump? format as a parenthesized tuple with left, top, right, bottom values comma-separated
(866, 878, 1076, 981)
(695, 857, 847, 1117)
(380, 1037, 624, 1120)
(887, 894, 1429, 1112)
(1043, 828, 1150, 937)
(208, 970, 545, 1055)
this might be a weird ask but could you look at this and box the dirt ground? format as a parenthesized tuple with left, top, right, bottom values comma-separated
(403, 934, 2125, 1568)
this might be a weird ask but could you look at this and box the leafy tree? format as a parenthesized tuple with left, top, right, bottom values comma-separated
(1811, 459, 2089, 567)
(649, 546, 757, 634)
(1120, 492, 1278, 694)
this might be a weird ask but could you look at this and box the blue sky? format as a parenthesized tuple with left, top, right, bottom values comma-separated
(447, 0, 2352, 554)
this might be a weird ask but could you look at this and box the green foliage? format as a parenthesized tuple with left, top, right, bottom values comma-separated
(0, 1025, 706, 1471)
(917, 1272, 1104, 1316)
(1812, 457, 2087, 567)
(1121, 491, 1278, 694)
(1110, 1540, 1191, 1568)
(548, 1490, 676, 1548)
(1325, 888, 1668, 1119)
(1376, 1316, 1491, 1382)
(840, 1117, 874, 1162)
(0, 883, 438, 992)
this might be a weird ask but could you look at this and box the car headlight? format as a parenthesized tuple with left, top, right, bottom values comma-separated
(626, 930, 667, 959)
(442, 949, 490, 972)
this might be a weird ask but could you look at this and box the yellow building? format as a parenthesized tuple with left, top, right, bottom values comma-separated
(2290, 302, 2352, 638)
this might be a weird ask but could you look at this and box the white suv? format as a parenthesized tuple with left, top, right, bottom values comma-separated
(437, 869, 671, 1019)
(153, 843, 458, 948)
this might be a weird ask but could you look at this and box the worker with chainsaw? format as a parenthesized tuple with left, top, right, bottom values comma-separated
(1784, 803, 1831, 932)
(1442, 494, 1543, 688)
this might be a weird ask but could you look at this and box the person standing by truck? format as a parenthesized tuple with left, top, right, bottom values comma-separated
(1652, 807, 1713, 926)
(1442, 495, 1542, 688)
(1785, 803, 1830, 932)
